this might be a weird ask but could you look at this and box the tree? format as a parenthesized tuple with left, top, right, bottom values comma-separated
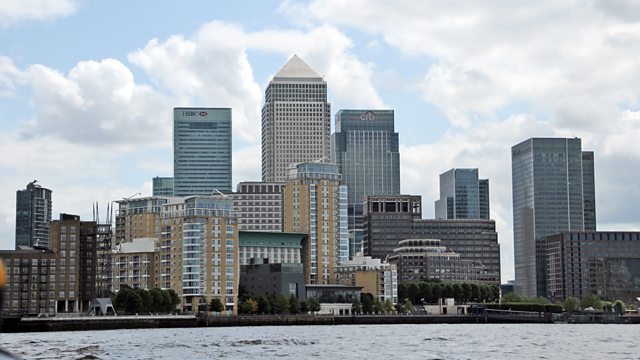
(273, 294, 289, 314)
(470, 283, 480, 302)
(461, 283, 471, 303)
(241, 298, 258, 314)
(602, 301, 613, 313)
(167, 289, 181, 312)
(135, 288, 152, 312)
(502, 292, 523, 303)
(580, 294, 602, 311)
(442, 284, 453, 299)
(490, 285, 500, 302)
(300, 300, 309, 314)
(361, 293, 374, 314)
(613, 300, 626, 315)
(407, 282, 420, 304)
(563, 297, 579, 313)
(115, 286, 143, 314)
(403, 298, 414, 314)
(452, 283, 463, 303)
(351, 299, 362, 315)
(372, 299, 383, 314)
(256, 295, 270, 314)
(149, 288, 166, 313)
(288, 294, 300, 314)
(307, 298, 321, 314)
(384, 299, 395, 314)
(210, 298, 224, 313)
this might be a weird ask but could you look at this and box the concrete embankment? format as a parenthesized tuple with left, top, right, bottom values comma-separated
(1, 315, 198, 333)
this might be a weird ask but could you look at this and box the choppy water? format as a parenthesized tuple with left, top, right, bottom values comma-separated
(1, 324, 638, 359)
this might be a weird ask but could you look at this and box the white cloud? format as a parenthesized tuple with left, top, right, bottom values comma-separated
(0, 0, 78, 27)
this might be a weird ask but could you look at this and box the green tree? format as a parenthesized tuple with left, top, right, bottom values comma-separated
(470, 283, 480, 302)
(490, 285, 500, 302)
(384, 299, 395, 314)
(452, 283, 463, 303)
(442, 284, 453, 299)
(563, 297, 579, 313)
(135, 288, 152, 312)
(407, 282, 420, 303)
(372, 299, 383, 314)
(361, 293, 374, 314)
(307, 298, 321, 314)
(403, 298, 414, 314)
(432, 283, 443, 302)
(210, 297, 224, 312)
(461, 283, 471, 303)
(149, 288, 166, 313)
(580, 294, 603, 311)
(300, 300, 309, 314)
(167, 289, 181, 312)
(273, 294, 289, 314)
(613, 300, 626, 315)
(351, 299, 362, 315)
(502, 292, 522, 303)
(115, 286, 143, 314)
(256, 295, 270, 314)
(602, 301, 613, 313)
(241, 298, 258, 314)
(288, 294, 300, 314)
(419, 282, 433, 304)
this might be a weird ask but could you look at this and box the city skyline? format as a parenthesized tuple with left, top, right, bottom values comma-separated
(2, 1, 640, 283)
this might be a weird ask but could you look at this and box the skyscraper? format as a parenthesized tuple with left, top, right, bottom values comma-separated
(173, 107, 232, 196)
(15, 180, 52, 249)
(261, 55, 331, 182)
(152, 176, 174, 196)
(331, 109, 400, 258)
(511, 137, 596, 298)
(434, 168, 490, 220)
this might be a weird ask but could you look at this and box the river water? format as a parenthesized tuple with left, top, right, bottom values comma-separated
(0, 324, 637, 359)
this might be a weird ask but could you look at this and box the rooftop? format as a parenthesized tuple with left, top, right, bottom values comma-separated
(274, 55, 321, 79)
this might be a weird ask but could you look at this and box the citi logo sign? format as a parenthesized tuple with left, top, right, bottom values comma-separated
(360, 111, 375, 121)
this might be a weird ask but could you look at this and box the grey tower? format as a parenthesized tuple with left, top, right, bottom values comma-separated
(15, 180, 52, 249)
(261, 55, 331, 182)
(152, 176, 174, 196)
(434, 168, 490, 220)
(173, 108, 232, 196)
(331, 110, 400, 258)
(511, 137, 596, 298)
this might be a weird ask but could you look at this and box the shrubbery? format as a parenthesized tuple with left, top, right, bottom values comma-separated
(398, 280, 500, 304)
(113, 285, 181, 314)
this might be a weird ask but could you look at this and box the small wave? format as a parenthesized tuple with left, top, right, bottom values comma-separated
(423, 337, 450, 341)
(231, 339, 317, 346)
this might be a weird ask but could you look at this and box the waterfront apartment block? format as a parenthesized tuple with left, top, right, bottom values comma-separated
(233, 181, 285, 232)
(15, 180, 52, 249)
(174, 107, 232, 195)
(114, 196, 169, 245)
(261, 55, 331, 182)
(238, 231, 305, 266)
(112, 237, 155, 291)
(363, 195, 500, 284)
(435, 168, 490, 220)
(152, 176, 174, 196)
(282, 162, 348, 285)
(512, 137, 596, 298)
(331, 109, 400, 259)
(389, 239, 497, 284)
(335, 255, 398, 304)
(547, 231, 640, 303)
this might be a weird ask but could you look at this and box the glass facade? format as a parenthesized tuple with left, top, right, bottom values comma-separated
(511, 138, 596, 298)
(173, 108, 232, 196)
(261, 55, 331, 182)
(15, 181, 52, 249)
(331, 110, 400, 259)
(434, 168, 489, 220)
(152, 176, 174, 196)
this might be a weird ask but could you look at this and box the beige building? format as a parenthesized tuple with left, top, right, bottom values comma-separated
(115, 195, 239, 314)
(282, 162, 348, 285)
(233, 181, 285, 232)
(335, 255, 398, 304)
(112, 237, 155, 291)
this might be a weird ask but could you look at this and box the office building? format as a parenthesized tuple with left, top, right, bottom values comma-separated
(238, 231, 305, 265)
(15, 180, 52, 249)
(435, 168, 489, 220)
(233, 182, 285, 232)
(240, 262, 306, 300)
(152, 176, 174, 196)
(332, 109, 400, 258)
(282, 162, 348, 284)
(547, 231, 640, 303)
(363, 195, 500, 284)
(512, 137, 596, 298)
(261, 55, 331, 182)
(173, 107, 232, 196)
(335, 255, 398, 304)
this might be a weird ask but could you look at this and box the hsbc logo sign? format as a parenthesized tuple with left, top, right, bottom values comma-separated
(181, 111, 208, 116)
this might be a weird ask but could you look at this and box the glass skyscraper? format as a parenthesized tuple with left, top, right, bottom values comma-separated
(173, 108, 232, 196)
(152, 176, 174, 196)
(331, 109, 400, 258)
(15, 180, 52, 249)
(434, 168, 490, 220)
(261, 55, 331, 182)
(511, 137, 596, 298)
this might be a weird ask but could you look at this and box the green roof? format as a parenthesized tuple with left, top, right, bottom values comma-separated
(239, 231, 306, 249)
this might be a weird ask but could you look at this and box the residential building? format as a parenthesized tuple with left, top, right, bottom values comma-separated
(261, 55, 331, 182)
(238, 231, 305, 266)
(335, 255, 398, 304)
(233, 181, 285, 232)
(152, 176, 174, 196)
(512, 137, 596, 298)
(389, 239, 496, 284)
(282, 162, 348, 284)
(547, 231, 640, 303)
(240, 262, 306, 300)
(15, 180, 52, 249)
(331, 109, 400, 259)
(114, 196, 169, 245)
(363, 195, 500, 284)
(173, 107, 232, 196)
(435, 168, 489, 220)
(112, 237, 155, 291)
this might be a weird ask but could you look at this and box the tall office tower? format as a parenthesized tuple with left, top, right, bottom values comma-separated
(152, 176, 174, 196)
(174, 108, 232, 196)
(15, 180, 52, 249)
(282, 162, 348, 285)
(332, 110, 400, 259)
(512, 137, 596, 298)
(233, 181, 285, 232)
(261, 55, 331, 182)
(434, 168, 490, 220)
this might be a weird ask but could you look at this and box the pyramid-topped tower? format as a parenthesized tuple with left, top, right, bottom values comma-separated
(261, 55, 331, 182)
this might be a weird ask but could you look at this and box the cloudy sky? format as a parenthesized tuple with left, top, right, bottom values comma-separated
(2, 0, 640, 282)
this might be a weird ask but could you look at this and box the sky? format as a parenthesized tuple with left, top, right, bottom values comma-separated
(1, 0, 640, 283)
